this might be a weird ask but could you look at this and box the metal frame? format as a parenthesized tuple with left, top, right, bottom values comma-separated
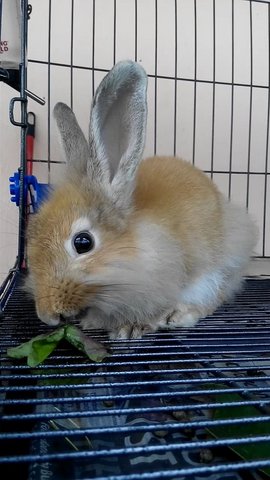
(16, 0, 28, 269)
(0, 0, 29, 311)
(1, 3, 270, 476)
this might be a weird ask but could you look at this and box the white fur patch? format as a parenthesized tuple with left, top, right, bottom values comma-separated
(70, 217, 91, 235)
(179, 199, 257, 309)
(179, 271, 224, 307)
(77, 221, 186, 325)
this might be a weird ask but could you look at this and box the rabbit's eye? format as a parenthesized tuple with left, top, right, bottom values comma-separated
(73, 232, 95, 254)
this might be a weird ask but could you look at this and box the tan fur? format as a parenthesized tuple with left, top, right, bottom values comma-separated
(134, 156, 223, 274)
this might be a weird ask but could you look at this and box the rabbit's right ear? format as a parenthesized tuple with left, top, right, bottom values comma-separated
(88, 61, 148, 211)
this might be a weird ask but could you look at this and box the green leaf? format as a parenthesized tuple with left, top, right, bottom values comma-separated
(28, 338, 61, 367)
(205, 383, 270, 477)
(7, 324, 109, 367)
(7, 327, 65, 365)
(65, 325, 110, 362)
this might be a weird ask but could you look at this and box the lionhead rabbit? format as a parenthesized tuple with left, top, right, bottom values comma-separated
(27, 60, 257, 339)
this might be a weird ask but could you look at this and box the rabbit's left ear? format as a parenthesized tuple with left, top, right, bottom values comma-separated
(89, 60, 148, 211)
(53, 103, 91, 177)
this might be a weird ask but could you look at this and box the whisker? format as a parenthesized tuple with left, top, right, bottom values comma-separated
(33, 294, 56, 302)
(100, 283, 138, 288)
(104, 242, 145, 252)
(81, 280, 139, 289)
(93, 293, 137, 309)
(114, 247, 146, 252)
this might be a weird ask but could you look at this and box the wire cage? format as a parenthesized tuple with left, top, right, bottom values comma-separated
(1, 0, 270, 478)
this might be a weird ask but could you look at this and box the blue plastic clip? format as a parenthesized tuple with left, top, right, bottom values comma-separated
(9, 172, 49, 211)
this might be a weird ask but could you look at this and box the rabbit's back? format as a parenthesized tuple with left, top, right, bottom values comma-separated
(135, 155, 257, 281)
(135, 156, 224, 267)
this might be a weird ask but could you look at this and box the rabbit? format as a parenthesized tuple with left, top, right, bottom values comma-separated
(26, 60, 258, 340)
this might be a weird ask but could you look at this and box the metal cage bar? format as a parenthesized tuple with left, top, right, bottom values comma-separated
(1, 1, 270, 478)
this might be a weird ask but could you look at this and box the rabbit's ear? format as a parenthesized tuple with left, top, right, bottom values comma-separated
(53, 103, 91, 176)
(89, 60, 148, 210)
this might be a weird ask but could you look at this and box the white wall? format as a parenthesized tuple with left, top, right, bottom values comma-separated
(1, 0, 270, 282)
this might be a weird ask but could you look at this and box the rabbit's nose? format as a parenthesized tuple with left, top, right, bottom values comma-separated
(36, 307, 61, 326)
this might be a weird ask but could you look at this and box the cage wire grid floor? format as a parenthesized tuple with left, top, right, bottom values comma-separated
(1, 276, 270, 479)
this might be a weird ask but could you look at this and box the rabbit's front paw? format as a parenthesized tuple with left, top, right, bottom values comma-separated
(162, 304, 207, 329)
(167, 308, 199, 328)
(109, 323, 154, 340)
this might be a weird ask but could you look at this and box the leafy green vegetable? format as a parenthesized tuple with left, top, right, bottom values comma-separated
(7, 324, 109, 366)
(7, 327, 66, 367)
(205, 383, 270, 477)
(65, 324, 108, 362)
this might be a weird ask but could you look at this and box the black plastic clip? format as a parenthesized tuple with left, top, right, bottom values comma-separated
(27, 4, 32, 20)
(0, 68, 9, 80)
(9, 97, 28, 127)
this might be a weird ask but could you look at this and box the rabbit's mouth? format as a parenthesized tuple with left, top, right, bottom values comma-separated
(36, 308, 90, 327)
(72, 308, 90, 321)
(36, 309, 61, 327)
(34, 280, 98, 327)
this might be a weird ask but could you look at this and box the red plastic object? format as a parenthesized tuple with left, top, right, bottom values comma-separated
(26, 112, 35, 175)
